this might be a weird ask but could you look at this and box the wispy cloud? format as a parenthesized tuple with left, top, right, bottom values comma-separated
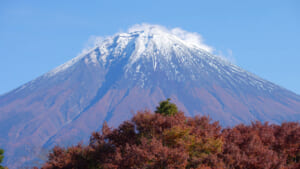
(81, 23, 235, 63)
(128, 23, 213, 53)
(216, 49, 236, 64)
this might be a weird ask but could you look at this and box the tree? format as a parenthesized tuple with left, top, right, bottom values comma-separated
(40, 102, 300, 169)
(0, 149, 4, 169)
(155, 98, 178, 116)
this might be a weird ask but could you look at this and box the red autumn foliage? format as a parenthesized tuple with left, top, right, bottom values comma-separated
(39, 109, 300, 169)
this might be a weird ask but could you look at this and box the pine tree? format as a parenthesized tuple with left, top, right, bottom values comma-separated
(155, 98, 178, 116)
(0, 149, 4, 169)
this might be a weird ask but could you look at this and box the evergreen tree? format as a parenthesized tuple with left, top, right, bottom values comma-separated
(0, 149, 4, 169)
(155, 98, 178, 116)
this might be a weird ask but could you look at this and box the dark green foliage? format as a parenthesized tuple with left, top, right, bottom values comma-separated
(0, 149, 4, 169)
(155, 98, 178, 116)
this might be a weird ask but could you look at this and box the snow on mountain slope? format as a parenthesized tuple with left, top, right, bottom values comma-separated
(0, 24, 300, 168)
(41, 24, 278, 92)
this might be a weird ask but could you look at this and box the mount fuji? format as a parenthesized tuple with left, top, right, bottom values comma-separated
(0, 24, 300, 168)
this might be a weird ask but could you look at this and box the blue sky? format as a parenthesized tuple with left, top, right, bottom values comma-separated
(0, 0, 299, 95)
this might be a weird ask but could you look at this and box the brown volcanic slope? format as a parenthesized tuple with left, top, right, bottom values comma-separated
(0, 25, 300, 168)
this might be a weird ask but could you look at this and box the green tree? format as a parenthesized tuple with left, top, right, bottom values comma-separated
(0, 149, 4, 169)
(155, 98, 178, 116)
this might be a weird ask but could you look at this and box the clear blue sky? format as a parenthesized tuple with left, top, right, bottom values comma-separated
(0, 0, 299, 95)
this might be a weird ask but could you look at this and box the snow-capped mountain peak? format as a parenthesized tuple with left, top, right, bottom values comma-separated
(47, 24, 215, 76)
(41, 24, 277, 91)
(1, 24, 300, 168)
